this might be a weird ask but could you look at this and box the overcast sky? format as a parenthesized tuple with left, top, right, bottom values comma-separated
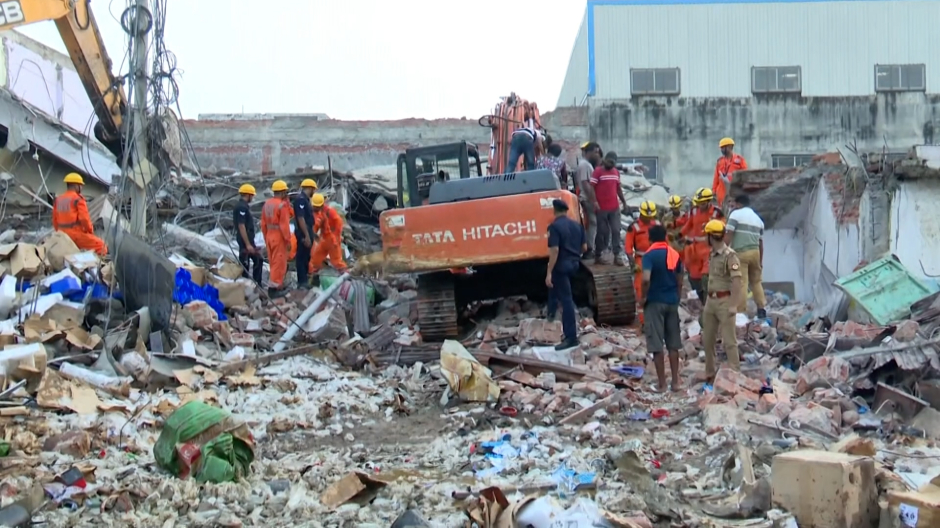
(16, 0, 585, 121)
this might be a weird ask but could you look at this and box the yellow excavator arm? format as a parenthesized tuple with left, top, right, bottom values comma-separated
(0, 0, 127, 159)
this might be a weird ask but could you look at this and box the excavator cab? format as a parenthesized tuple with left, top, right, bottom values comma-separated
(396, 142, 483, 208)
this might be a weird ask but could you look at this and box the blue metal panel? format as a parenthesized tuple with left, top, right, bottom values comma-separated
(585, 0, 910, 97)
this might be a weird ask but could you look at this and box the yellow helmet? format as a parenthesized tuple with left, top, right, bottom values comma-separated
(64, 173, 84, 185)
(311, 193, 325, 207)
(271, 180, 288, 192)
(668, 195, 682, 208)
(238, 184, 256, 195)
(300, 178, 318, 189)
(639, 201, 657, 218)
(693, 188, 715, 204)
(719, 137, 735, 148)
(703, 219, 726, 236)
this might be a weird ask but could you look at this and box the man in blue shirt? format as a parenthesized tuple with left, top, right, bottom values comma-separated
(641, 225, 683, 392)
(547, 199, 586, 350)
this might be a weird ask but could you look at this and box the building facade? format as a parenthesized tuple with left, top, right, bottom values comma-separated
(557, 0, 940, 192)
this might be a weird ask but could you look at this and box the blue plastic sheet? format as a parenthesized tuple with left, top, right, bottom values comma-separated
(173, 268, 227, 321)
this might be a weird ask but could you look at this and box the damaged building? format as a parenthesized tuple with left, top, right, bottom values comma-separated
(732, 146, 940, 314)
(0, 30, 119, 221)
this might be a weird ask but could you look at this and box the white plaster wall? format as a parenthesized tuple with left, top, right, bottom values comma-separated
(801, 182, 863, 303)
(761, 228, 805, 300)
(3, 38, 98, 137)
(890, 179, 940, 280)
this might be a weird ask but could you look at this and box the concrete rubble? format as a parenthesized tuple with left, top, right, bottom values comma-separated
(2, 153, 940, 527)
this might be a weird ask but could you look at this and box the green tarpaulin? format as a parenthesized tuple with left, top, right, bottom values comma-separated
(153, 401, 254, 483)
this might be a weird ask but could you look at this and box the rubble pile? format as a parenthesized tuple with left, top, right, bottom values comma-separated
(5, 153, 940, 526)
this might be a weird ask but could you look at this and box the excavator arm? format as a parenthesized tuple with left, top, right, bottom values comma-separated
(480, 93, 543, 175)
(0, 0, 128, 160)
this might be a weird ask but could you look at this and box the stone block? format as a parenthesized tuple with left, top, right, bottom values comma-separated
(771, 450, 878, 528)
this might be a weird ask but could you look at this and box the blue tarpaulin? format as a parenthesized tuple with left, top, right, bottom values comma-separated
(173, 268, 227, 321)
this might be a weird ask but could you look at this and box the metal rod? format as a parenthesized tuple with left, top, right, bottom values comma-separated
(272, 273, 350, 353)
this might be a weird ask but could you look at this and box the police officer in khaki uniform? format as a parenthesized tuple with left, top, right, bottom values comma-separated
(701, 219, 744, 380)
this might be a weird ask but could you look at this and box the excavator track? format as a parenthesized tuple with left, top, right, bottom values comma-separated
(585, 264, 636, 326)
(416, 274, 459, 341)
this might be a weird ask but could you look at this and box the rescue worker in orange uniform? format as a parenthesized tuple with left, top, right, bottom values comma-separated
(681, 188, 725, 304)
(625, 201, 660, 324)
(53, 173, 108, 255)
(261, 180, 292, 296)
(662, 195, 689, 251)
(712, 137, 747, 208)
(309, 193, 348, 275)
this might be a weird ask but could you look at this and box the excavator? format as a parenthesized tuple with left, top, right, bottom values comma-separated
(0, 0, 131, 161)
(380, 94, 635, 341)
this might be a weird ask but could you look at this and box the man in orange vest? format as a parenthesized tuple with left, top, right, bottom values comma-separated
(309, 193, 348, 276)
(261, 180, 292, 296)
(711, 137, 747, 208)
(625, 201, 660, 325)
(53, 173, 107, 255)
(681, 188, 724, 305)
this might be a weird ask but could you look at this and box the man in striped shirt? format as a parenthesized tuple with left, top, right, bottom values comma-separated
(725, 194, 766, 318)
(507, 127, 543, 172)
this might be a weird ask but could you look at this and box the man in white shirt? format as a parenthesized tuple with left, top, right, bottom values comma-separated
(725, 194, 767, 318)
(506, 127, 543, 172)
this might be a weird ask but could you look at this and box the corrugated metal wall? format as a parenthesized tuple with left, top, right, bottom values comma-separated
(561, 0, 940, 99)
(556, 12, 590, 107)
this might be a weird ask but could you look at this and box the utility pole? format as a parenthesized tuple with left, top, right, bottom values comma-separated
(127, 0, 153, 237)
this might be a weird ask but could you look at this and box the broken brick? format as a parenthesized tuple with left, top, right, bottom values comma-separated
(509, 370, 539, 387)
(892, 319, 920, 342)
(184, 301, 218, 330)
(230, 332, 255, 349)
(788, 404, 838, 437)
(517, 318, 563, 344)
(585, 381, 616, 398)
(757, 393, 778, 413)
(795, 356, 850, 395)
(733, 391, 758, 409)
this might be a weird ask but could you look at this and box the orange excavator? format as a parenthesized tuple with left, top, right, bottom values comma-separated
(380, 94, 635, 341)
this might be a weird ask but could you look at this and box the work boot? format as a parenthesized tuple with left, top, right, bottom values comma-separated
(581, 250, 595, 262)
(555, 338, 579, 351)
(756, 308, 767, 319)
(267, 287, 286, 299)
(613, 254, 625, 266)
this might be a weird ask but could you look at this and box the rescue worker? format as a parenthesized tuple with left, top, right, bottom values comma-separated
(546, 199, 586, 351)
(662, 195, 688, 251)
(293, 178, 318, 288)
(701, 219, 744, 380)
(309, 193, 348, 275)
(233, 184, 262, 284)
(53, 173, 108, 255)
(681, 188, 724, 304)
(711, 138, 747, 208)
(625, 201, 660, 324)
(261, 180, 292, 296)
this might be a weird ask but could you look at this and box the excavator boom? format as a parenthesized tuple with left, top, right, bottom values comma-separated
(0, 0, 128, 160)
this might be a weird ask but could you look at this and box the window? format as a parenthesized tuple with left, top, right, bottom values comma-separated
(752, 66, 801, 94)
(875, 64, 926, 92)
(618, 156, 659, 181)
(771, 154, 815, 169)
(630, 68, 680, 96)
